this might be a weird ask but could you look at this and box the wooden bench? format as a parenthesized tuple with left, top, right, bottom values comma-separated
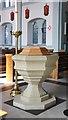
(50, 52, 68, 79)
(0, 55, 6, 73)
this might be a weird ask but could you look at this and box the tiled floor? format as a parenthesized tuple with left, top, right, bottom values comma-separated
(0, 72, 67, 119)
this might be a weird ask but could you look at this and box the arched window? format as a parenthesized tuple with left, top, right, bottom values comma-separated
(4, 0, 14, 8)
(10, 0, 14, 6)
(42, 20, 46, 44)
(28, 18, 47, 45)
(33, 21, 38, 44)
(3, 23, 12, 45)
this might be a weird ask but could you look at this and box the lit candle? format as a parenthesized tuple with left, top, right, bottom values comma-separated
(15, 0, 18, 31)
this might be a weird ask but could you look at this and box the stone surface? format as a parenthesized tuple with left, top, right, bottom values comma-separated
(13, 95, 56, 110)
(12, 46, 58, 110)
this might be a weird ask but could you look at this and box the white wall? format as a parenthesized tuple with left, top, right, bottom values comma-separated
(0, 6, 15, 49)
(22, 2, 53, 49)
(0, 5, 22, 49)
(52, 2, 59, 52)
(0, 2, 63, 52)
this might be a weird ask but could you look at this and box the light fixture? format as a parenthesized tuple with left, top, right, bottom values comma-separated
(25, 8, 29, 19)
(44, 4, 49, 16)
(10, 11, 14, 21)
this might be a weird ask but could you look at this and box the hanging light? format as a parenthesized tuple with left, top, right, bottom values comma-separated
(10, 11, 14, 21)
(44, 4, 49, 16)
(25, 8, 29, 19)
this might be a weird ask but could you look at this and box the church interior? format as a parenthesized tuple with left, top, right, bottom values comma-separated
(0, 0, 68, 119)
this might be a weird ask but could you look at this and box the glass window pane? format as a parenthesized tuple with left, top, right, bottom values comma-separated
(5, 25, 8, 44)
(4, 0, 14, 8)
(4, 24, 12, 45)
(5, 0, 10, 7)
(33, 22, 38, 44)
(42, 20, 46, 44)
(0, 0, 1, 4)
(10, 0, 14, 6)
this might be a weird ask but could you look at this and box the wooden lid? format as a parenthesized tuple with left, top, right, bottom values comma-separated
(20, 46, 52, 56)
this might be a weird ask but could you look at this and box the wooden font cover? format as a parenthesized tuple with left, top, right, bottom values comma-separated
(20, 46, 52, 56)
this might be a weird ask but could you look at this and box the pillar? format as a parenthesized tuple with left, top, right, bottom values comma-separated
(5, 54, 13, 82)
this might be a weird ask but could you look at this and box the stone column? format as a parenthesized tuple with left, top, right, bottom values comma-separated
(5, 54, 13, 82)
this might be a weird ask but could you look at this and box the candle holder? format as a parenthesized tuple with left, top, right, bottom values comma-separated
(10, 31, 22, 97)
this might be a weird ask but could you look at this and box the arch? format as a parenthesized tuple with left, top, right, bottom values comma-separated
(27, 18, 46, 45)
(28, 17, 45, 23)
(1, 22, 12, 26)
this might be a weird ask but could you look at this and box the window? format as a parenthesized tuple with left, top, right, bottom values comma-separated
(0, 0, 1, 4)
(3, 23, 12, 45)
(28, 18, 47, 45)
(0, 0, 2, 9)
(33, 21, 38, 44)
(10, 0, 14, 6)
(6, 0, 10, 7)
(4, 0, 14, 8)
(42, 20, 46, 44)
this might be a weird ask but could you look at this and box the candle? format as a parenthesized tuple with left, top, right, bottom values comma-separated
(15, 0, 18, 31)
